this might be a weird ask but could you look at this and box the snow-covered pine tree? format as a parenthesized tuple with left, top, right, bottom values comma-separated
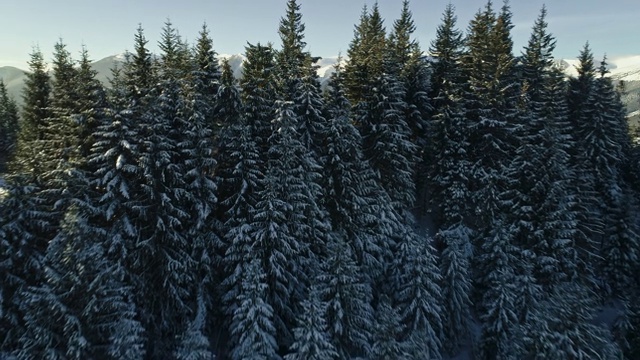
(229, 259, 280, 360)
(462, 1, 520, 226)
(215, 58, 247, 221)
(193, 23, 221, 133)
(319, 229, 374, 359)
(249, 100, 316, 348)
(477, 221, 521, 360)
(427, 9, 474, 352)
(0, 177, 53, 355)
(175, 285, 214, 360)
(428, 3, 471, 225)
(438, 224, 473, 355)
(370, 296, 407, 360)
(565, 43, 604, 271)
(74, 47, 108, 169)
(218, 58, 264, 356)
(18, 206, 145, 360)
(180, 39, 222, 354)
(591, 58, 640, 295)
(387, 0, 431, 208)
(514, 6, 581, 289)
(359, 60, 417, 210)
(133, 54, 197, 357)
(275, 0, 308, 97)
(322, 62, 395, 282)
(392, 228, 443, 359)
(276, 0, 332, 269)
(121, 25, 157, 105)
(284, 287, 338, 360)
(39, 40, 81, 183)
(346, 3, 417, 211)
(516, 282, 622, 359)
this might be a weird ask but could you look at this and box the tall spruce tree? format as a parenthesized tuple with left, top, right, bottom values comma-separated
(513, 6, 581, 290)
(592, 58, 640, 295)
(322, 62, 396, 281)
(428, 6, 474, 353)
(387, 0, 431, 206)
(344, 4, 385, 107)
(241, 43, 277, 166)
(11, 48, 52, 178)
(249, 100, 317, 348)
(565, 44, 603, 272)
(219, 57, 265, 357)
(0, 80, 19, 172)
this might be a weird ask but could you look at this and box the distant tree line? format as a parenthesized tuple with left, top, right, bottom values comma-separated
(1, 0, 640, 359)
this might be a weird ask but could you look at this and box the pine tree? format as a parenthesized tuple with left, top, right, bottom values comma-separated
(175, 286, 213, 360)
(284, 288, 338, 360)
(565, 44, 602, 229)
(275, 0, 332, 270)
(322, 63, 395, 281)
(438, 225, 473, 355)
(0, 80, 19, 172)
(463, 1, 520, 225)
(276, 0, 308, 96)
(229, 259, 280, 360)
(241, 43, 277, 166)
(75, 47, 108, 168)
(122, 25, 157, 104)
(319, 230, 374, 359)
(134, 69, 196, 357)
(591, 58, 640, 295)
(180, 42, 222, 352)
(370, 296, 407, 360)
(516, 282, 622, 359)
(344, 3, 385, 106)
(0, 177, 53, 354)
(44, 39, 80, 175)
(428, 3, 471, 225)
(249, 100, 316, 348)
(11, 48, 52, 178)
(387, 1, 431, 206)
(193, 23, 221, 132)
(392, 229, 443, 359)
(477, 222, 521, 360)
(218, 59, 264, 356)
(359, 61, 417, 210)
(158, 19, 192, 80)
(18, 206, 145, 360)
(514, 6, 581, 289)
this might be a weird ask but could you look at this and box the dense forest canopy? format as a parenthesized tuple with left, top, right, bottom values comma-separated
(1, 0, 640, 359)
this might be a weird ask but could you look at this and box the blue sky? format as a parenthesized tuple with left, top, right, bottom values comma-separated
(1, 0, 639, 69)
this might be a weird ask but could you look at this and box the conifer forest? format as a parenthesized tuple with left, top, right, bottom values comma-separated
(2, 0, 640, 359)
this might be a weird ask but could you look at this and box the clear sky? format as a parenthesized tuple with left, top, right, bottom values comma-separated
(1, 0, 639, 69)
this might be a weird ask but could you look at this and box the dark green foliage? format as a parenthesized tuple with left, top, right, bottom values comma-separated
(11, 48, 51, 177)
(0, 178, 53, 355)
(344, 4, 386, 107)
(241, 43, 277, 164)
(0, 80, 19, 172)
(284, 287, 338, 360)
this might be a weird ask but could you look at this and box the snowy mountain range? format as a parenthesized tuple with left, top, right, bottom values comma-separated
(1, 53, 639, 121)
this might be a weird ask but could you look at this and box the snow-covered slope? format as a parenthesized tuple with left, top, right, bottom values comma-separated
(557, 55, 640, 82)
